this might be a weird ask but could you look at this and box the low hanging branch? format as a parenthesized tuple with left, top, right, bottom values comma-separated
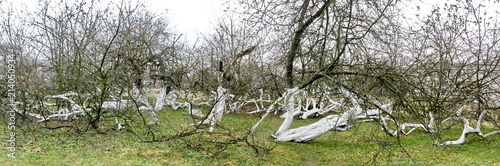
(9, 85, 172, 129)
(272, 88, 375, 142)
(249, 87, 394, 142)
(9, 92, 90, 122)
(434, 107, 500, 146)
(274, 88, 303, 136)
(245, 82, 498, 144)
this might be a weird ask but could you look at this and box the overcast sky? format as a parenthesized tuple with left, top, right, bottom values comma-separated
(147, 0, 227, 42)
(4, 0, 499, 43)
(3, 0, 227, 42)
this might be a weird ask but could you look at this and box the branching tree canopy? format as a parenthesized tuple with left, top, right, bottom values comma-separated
(1, 0, 181, 133)
(1, 0, 499, 164)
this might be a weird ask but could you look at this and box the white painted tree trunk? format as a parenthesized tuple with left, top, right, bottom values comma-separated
(132, 86, 158, 125)
(376, 112, 436, 136)
(273, 99, 364, 142)
(102, 99, 133, 110)
(9, 102, 46, 121)
(275, 88, 301, 136)
(248, 91, 288, 135)
(187, 102, 204, 117)
(301, 96, 343, 119)
(247, 89, 273, 114)
(394, 111, 437, 135)
(279, 97, 302, 118)
(153, 87, 167, 112)
(41, 92, 88, 122)
(300, 97, 320, 119)
(272, 88, 385, 142)
(164, 91, 188, 110)
(10, 85, 173, 128)
(434, 108, 500, 145)
(199, 86, 229, 132)
(8, 93, 91, 122)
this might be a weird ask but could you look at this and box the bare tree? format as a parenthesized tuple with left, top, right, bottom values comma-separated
(1, 0, 179, 135)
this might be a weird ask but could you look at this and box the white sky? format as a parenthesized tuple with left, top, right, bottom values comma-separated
(147, 0, 227, 42)
(3, 0, 227, 43)
(3, 0, 499, 43)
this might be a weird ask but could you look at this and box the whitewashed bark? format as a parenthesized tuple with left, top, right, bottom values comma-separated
(300, 97, 319, 119)
(153, 87, 167, 111)
(9, 93, 90, 122)
(377, 114, 432, 136)
(434, 108, 500, 145)
(247, 89, 273, 114)
(146, 108, 158, 125)
(137, 87, 152, 109)
(273, 88, 385, 142)
(41, 92, 89, 122)
(45, 92, 87, 113)
(399, 123, 429, 135)
(375, 104, 499, 144)
(101, 98, 129, 130)
(103, 86, 167, 128)
(227, 96, 246, 113)
(102, 99, 133, 110)
(248, 92, 287, 135)
(275, 88, 302, 136)
(199, 86, 229, 132)
(185, 96, 213, 117)
(190, 96, 212, 106)
(11, 86, 172, 127)
(394, 111, 438, 135)
(163, 91, 189, 110)
(370, 102, 442, 136)
(274, 100, 364, 142)
(301, 97, 342, 119)
(187, 102, 204, 117)
(8, 102, 45, 120)
(131, 86, 158, 125)
(247, 99, 274, 114)
(279, 97, 302, 118)
(274, 114, 341, 142)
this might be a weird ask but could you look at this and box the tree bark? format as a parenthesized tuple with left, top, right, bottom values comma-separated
(273, 88, 374, 142)
(434, 109, 500, 145)
(199, 86, 230, 132)
(286, 0, 332, 88)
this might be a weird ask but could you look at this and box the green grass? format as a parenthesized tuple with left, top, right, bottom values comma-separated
(1, 107, 499, 166)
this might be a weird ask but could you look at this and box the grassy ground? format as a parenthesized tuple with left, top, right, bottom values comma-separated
(1, 107, 499, 166)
